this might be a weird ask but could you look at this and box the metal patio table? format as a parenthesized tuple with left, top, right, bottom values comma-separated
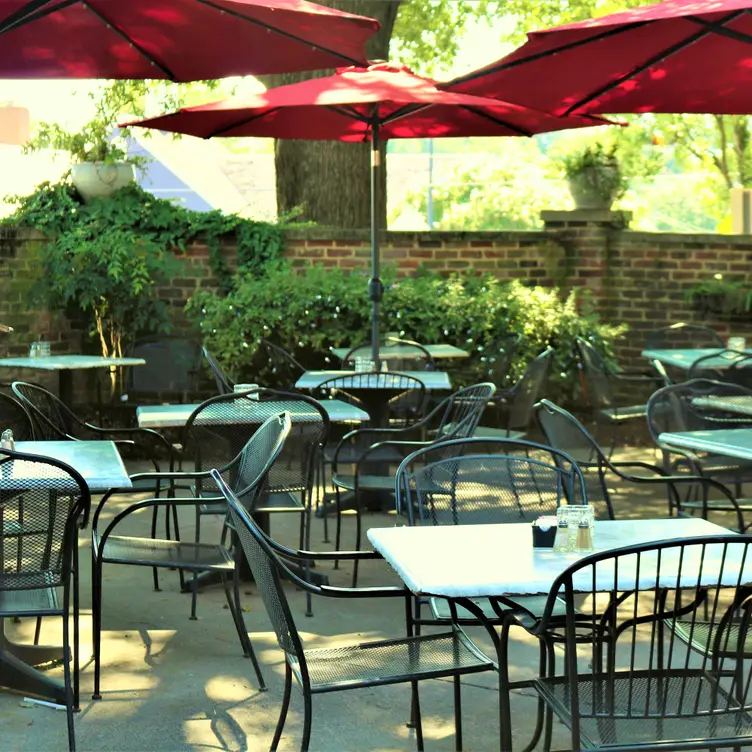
(330, 344, 469, 362)
(136, 398, 369, 428)
(368, 517, 737, 750)
(0, 355, 145, 408)
(658, 427, 752, 461)
(2, 440, 131, 704)
(642, 348, 752, 372)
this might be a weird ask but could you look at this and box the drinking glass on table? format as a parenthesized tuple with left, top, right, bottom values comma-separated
(728, 336, 746, 352)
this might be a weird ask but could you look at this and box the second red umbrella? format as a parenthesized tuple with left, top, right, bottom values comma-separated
(126, 63, 612, 363)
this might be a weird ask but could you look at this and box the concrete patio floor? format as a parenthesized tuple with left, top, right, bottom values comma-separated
(0, 446, 737, 751)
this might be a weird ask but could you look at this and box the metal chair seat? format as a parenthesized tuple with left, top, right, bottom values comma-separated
(672, 619, 752, 656)
(430, 594, 568, 623)
(95, 534, 234, 570)
(253, 490, 304, 513)
(288, 630, 491, 693)
(598, 404, 648, 422)
(0, 572, 58, 615)
(332, 473, 396, 492)
(535, 669, 752, 748)
(324, 442, 404, 465)
(470, 426, 525, 440)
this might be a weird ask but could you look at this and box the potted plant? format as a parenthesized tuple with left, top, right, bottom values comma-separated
(561, 143, 626, 210)
(685, 274, 752, 318)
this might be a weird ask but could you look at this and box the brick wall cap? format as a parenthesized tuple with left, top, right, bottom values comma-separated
(541, 209, 633, 227)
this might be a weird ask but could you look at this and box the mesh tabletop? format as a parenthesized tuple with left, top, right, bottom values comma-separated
(367, 518, 738, 598)
(642, 348, 752, 371)
(14, 441, 131, 492)
(658, 428, 752, 460)
(137, 398, 367, 428)
(296, 370, 452, 390)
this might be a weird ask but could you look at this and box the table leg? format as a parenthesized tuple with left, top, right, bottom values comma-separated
(58, 371, 74, 411)
(0, 619, 66, 703)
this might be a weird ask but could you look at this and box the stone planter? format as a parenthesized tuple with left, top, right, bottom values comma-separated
(567, 167, 619, 210)
(71, 162, 135, 202)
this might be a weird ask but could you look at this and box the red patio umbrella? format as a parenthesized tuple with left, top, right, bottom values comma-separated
(0, 0, 379, 80)
(126, 63, 613, 363)
(446, 0, 752, 115)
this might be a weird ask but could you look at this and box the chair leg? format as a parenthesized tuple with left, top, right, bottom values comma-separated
(189, 574, 199, 620)
(72, 545, 80, 712)
(150, 505, 161, 592)
(223, 571, 265, 690)
(303, 499, 313, 618)
(33, 617, 42, 645)
(453, 675, 463, 751)
(411, 680, 424, 751)
(498, 618, 514, 752)
(301, 689, 313, 752)
(271, 663, 292, 752)
(351, 498, 362, 588)
(334, 488, 342, 570)
(91, 554, 104, 701)
(62, 604, 76, 752)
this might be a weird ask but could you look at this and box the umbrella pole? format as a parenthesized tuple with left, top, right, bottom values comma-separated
(368, 122, 382, 370)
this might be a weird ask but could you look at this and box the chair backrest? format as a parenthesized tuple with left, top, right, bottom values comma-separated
(0, 391, 35, 440)
(535, 399, 618, 517)
(540, 536, 752, 750)
(480, 333, 521, 389)
(646, 378, 752, 443)
(645, 322, 724, 350)
(504, 348, 554, 431)
(723, 354, 752, 390)
(341, 338, 436, 372)
(0, 447, 90, 592)
(211, 466, 308, 671)
(316, 371, 427, 423)
(395, 436, 587, 526)
(180, 389, 329, 502)
(202, 347, 234, 395)
(576, 337, 615, 411)
(11, 381, 72, 440)
(686, 349, 746, 381)
(127, 336, 203, 401)
(434, 382, 496, 439)
(259, 339, 306, 388)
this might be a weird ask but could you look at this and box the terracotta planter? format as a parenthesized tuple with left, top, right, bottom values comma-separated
(71, 162, 135, 202)
(567, 167, 619, 210)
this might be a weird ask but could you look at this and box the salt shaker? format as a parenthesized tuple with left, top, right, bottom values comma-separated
(575, 517, 594, 553)
(554, 517, 570, 552)
(1, 428, 15, 450)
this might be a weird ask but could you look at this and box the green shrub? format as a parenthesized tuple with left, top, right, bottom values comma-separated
(188, 263, 625, 404)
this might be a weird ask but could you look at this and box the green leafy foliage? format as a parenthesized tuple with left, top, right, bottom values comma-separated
(3, 181, 286, 355)
(189, 262, 624, 403)
(685, 274, 752, 318)
(559, 142, 627, 203)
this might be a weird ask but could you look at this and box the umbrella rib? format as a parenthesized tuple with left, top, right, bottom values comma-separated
(686, 12, 752, 46)
(459, 105, 532, 137)
(207, 107, 282, 137)
(562, 9, 746, 114)
(0, 0, 75, 35)
(195, 0, 365, 66)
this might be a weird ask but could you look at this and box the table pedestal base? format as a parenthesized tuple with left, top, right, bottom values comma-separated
(0, 622, 66, 703)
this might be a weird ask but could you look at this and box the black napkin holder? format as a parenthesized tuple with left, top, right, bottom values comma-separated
(532, 523, 556, 548)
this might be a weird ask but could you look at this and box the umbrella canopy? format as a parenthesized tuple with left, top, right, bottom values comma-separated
(0, 0, 379, 80)
(127, 63, 612, 363)
(446, 0, 752, 115)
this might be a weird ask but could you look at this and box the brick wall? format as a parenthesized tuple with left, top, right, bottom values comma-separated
(3, 214, 752, 391)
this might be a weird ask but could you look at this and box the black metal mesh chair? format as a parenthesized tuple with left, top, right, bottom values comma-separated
(535, 398, 751, 529)
(0, 447, 90, 751)
(646, 379, 752, 488)
(259, 339, 306, 388)
(330, 383, 495, 584)
(11, 381, 170, 469)
(124, 336, 203, 404)
(90, 412, 291, 700)
(575, 337, 664, 451)
(210, 469, 495, 752)
(723, 353, 752, 390)
(475, 348, 553, 439)
(687, 349, 747, 381)
(645, 322, 725, 350)
(0, 390, 35, 440)
(202, 347, 234, 394)
(508, 536, 752, 752)
(341, 338, 436, 372)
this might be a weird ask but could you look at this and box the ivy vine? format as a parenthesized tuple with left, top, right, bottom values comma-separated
(3, 181, 286, 294)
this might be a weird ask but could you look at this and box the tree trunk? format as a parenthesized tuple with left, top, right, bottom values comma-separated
(262, 1, 400, 230)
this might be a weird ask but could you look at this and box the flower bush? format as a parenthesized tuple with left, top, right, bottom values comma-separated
(188, 263, 625, 404)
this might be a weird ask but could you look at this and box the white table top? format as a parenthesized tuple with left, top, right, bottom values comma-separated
(331, 344, 469, 361)
(658, 428, 752, 460)
(0, 355, 145, 371)
(13, 441, 131, 492)
(296, 370, 452, 391)
(642, 348, 752, 371)
(368, 518, 734, 598)
(137, 398, 369, 428)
